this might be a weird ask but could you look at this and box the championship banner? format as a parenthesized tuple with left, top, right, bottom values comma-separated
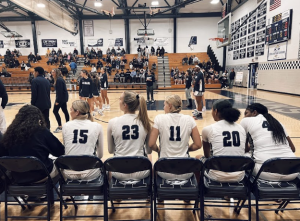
(268, 42, 287, 61)
(154, 37, 169, 46)
(15, 39, 30, 48)
(115, 38, 123, 47)
(42, 39, 57, 47)
(87, 39, 103, 47)
(62, 40, 77, 48)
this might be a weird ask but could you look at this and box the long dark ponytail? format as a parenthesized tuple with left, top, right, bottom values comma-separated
(246, 103, 286, 144)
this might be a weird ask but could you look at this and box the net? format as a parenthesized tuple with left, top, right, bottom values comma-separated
(1, 31, 22, 38)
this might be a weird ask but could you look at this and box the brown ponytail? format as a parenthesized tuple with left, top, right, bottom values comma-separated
(137, 95, 152, 133)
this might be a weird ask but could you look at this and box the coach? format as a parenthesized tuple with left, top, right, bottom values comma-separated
(31, 67, 51, 129)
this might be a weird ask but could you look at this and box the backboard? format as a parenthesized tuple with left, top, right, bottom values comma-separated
(1, 31, 23, 38)
(216, 13, 231, 48)
(137, 29, 155, 36)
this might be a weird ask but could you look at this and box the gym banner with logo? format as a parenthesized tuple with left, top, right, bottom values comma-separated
(15, 39, 30, 48)
(87, 39, 103, 47)
(114, 38, 123, 47)
(62, 40, 77, 48)
(268, 42, 287, 61)
(42, 39, 57, 47)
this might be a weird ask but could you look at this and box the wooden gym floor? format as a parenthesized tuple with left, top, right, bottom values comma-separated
(2, 87, 300, 220)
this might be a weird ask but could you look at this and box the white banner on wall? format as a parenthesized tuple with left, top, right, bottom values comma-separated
(62, 40, 77, 48)
(108, 39, 114, 47)
(154, 37, 169, 46)
(268, 42, 287, 61)
(87, 39, 103, 47)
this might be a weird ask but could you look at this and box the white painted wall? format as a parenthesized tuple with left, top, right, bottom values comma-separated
(84, 19, 125, 54)
(130, 19, 174, 54)
(36, 21, 80, 56)
(227, 0, 300, 65)
(0, 21, 33, 55)
(177, 17, 223, 64)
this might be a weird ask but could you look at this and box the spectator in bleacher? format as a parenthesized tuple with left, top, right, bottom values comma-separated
(28, 72, 34, 85)
(46, 48, 51, 57)
(96, 59, 103, 70)
(91, 64, 97, 73)
(145, 46, 149, 58)
(91, 48, 96, 58)
(84, 47, 89, 57)
(8, 59, 14, 68)
(182, 55, 188, 65)
(31, 67, 51, 129)
(193, 55, 199, 64)
(21, 61, 26, 70)
(67, 52, 73, 63)
(97, 48, 103, 59)
(60, 65, 69, 77)
(125, 69, 131, 83)
(170, 68, 174, 78)
(57, 48, 62, 56)
(130, 68, 137, 83)
(135, 69, 140, 83)
(140, 68, 145, 83)
(175, 67, 179, 74)
(129, 61, 133, 70)
(63, 52, 68, 61)
(28, 52, 36, 63)
(206, 60, 212, 70)
(70, 60, 77, 76)
(214, 71, 220, 83)
(114, 71, 120, 82)
(53, 55, 58, 65)
(159, 47, 165, 57)
(106, 54, 111, 64)
(25, 61, 31, 71)
(151, 46, 155, 56)
(120, 69, 125, 83)
(121, 48, 126, 56)
(111, 47, 116, 56)
(151, 62, 156, 70)
(111, 58, 116, 70)
(117, 58, 122, 70)
(120, 60, 125, 70)
(106, 48, 111, 55)
(36, 53, 41, 62)
(221, 71, 228, 89)
(105, 63, 111, 75)
(137, 45, 142, 58)
(189, 55, 193, 65)
(84, 57, 90, 67)
(13, 57, 20, 68)
(178, 72, 183, 85)
(156, 46, 160, 56)
(51, 49, 56, 56)
(16, 50, 21, 57)
(146, 71, 155, 103)
(73, 48, 78, 56)
(116, 47, 121, 56)
(59, 58, 65, 66)
(6, 49, 11, 56)
(144, 56, 149, 67)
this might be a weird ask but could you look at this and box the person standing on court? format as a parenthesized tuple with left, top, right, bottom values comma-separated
(31, 67, 51, 129)
(146, 70, 155, 103)
(185, 70, 193, 108)
(52, 69, 69, 133)
(229, 68, 235, 89)
(0, 79, 8, 133)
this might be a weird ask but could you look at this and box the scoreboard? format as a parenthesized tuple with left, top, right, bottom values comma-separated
(265, 9, 292, 45)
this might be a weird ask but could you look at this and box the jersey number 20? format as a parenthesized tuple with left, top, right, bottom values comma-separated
(223, 131, 240, 147)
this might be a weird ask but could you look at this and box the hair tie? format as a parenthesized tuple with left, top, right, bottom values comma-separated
(136, 94, 140, 99)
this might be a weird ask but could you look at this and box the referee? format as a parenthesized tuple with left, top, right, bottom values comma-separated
(31, 67, 51, 129)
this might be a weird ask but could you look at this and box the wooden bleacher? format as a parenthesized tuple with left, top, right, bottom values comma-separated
(166, 52, 221, 89)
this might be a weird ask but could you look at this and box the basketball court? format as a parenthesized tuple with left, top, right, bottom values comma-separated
(0, 0, 300, 220)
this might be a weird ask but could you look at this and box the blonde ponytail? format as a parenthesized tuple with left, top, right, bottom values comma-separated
(166, 95, 182, 113)
(137, 95, 152, 133)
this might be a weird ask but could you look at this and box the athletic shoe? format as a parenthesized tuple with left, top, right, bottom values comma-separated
(146, 100, 150, 103)
(102, 105, 106, 111)
(151, 100, 155, 103)
(98, 110, 104, 116)
(106, 105, 110, 110)
(92, 111, 97, 116)
(202, 106, 206, 112)
(94, 107, 99, 111)
(53, 127, 62, 133)
(192, 110, 198, 116)
(194, 112, 203, 120)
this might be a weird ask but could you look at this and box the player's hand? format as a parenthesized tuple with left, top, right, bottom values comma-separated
(55, 102, 59, 105)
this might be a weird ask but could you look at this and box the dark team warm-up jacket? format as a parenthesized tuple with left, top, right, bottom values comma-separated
(55, 77, 69, 104)
(31, 75, 51, 111)
(79, 77, 93, 98)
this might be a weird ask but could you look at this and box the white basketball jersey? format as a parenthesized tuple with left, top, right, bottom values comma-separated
(110, 114, 148, 157)
(202, 120, 246, 182)
(153, 113, 197, 158)
(62, 119, 103, 158)
(240, 114, 295, 164)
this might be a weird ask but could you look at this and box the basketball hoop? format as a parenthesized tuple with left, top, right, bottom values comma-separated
(10, 35, 15, 46)
(209, 37, 226, 48)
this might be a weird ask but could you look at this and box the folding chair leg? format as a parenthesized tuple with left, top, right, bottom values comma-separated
(70, 196, 78, 210)
(5, 191, 8, 221)
(200, 195, 205, 221)
(234, 200, 241, 212)
(13, 197, 26, 210)
(47, 186, 51, 221)
(255, 198, 259, 221)
(153, 195, 157, 221)
(275, 201, 286, 214)
(54, 184, 68, 209)
(193, 199, 199, 214)
(280, 201, 290, 213)
(104, 189, 108, 221)
(236, 199, 247, 214)
(60, 192, 63, 221)
(150, 194, 153, 221)
(248, 193, 251, 221)
(110, 200, 116, 212)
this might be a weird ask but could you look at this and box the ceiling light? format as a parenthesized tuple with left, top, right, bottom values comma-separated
(210, 0, 219, 4)
(94, 2, 103, 7)
(37, 3, 45, 8)
(151, 1, 159, 6)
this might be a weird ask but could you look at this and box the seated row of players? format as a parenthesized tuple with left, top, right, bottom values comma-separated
(0, 91, 296, 184)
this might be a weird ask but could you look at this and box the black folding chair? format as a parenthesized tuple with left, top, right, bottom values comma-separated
(104, 156, 153, 221)
(153, 158, 203, 221)
(55, 155, 107, 221)
(0, 156, 62, 221)
(201, 156, 254, 221)
(248, 157, 300, 221)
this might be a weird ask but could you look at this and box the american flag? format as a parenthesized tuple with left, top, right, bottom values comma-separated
(270, 0, 281, 11)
